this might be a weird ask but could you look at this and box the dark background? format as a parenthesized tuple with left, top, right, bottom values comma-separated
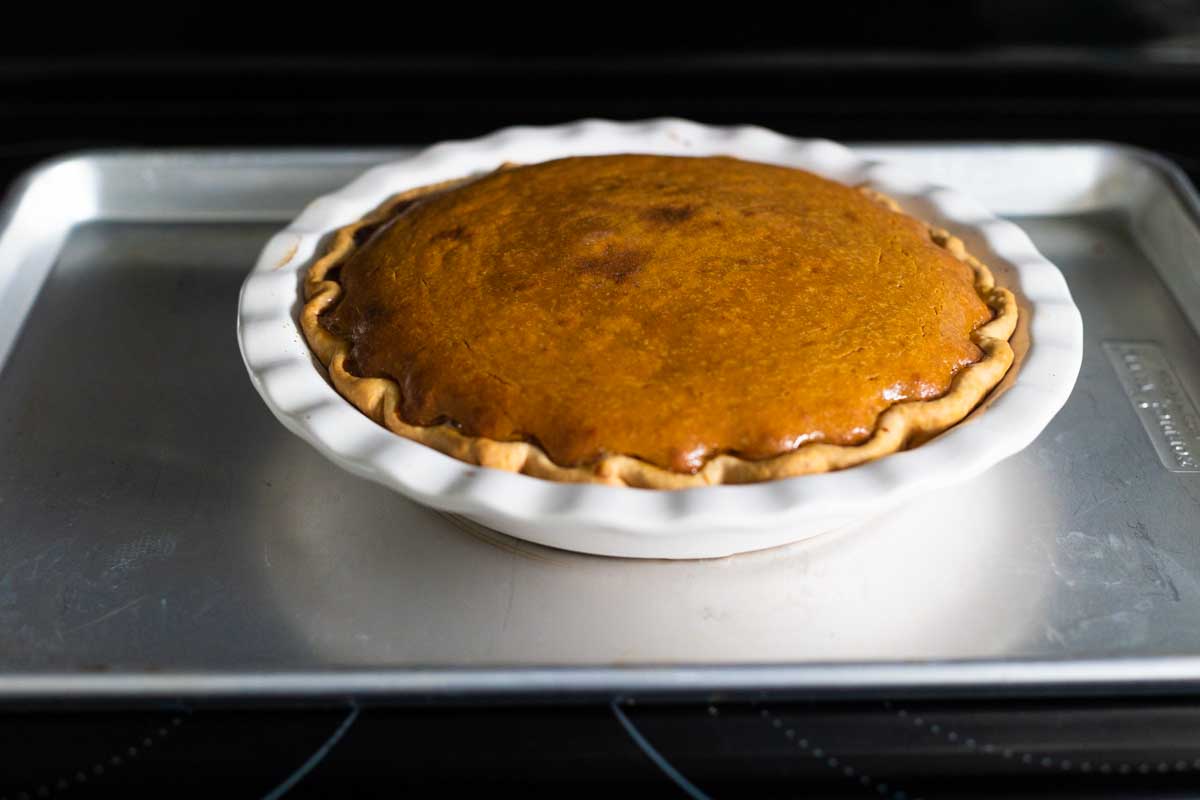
(5, 2, 1200, 796)
(4, 2, 1200, 177)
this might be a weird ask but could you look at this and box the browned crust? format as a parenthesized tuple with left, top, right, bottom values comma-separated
(301, 172, 1018, 489)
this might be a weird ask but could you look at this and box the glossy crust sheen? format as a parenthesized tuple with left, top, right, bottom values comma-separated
(301, 161, 1018, 488)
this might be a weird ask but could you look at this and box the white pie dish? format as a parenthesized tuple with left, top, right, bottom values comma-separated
(237, 118, 1083, 559)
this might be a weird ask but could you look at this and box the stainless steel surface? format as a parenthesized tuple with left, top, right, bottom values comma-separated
(1, 145, 1199, 698)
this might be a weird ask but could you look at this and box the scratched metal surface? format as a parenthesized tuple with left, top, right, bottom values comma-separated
(0, 146, 1198, 696)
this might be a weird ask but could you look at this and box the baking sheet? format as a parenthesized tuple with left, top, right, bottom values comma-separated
(0, 144, 1198, 699)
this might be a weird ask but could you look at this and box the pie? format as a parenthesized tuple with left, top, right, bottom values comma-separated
(300, 154, 1017, 488)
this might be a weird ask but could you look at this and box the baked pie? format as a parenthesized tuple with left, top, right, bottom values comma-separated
(300, 154, 1017, 488)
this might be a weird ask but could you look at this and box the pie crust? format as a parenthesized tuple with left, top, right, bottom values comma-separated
(300, 160, 1018, 489)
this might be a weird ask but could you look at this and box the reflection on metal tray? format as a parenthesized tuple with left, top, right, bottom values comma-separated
(0, 143, 1198, 700)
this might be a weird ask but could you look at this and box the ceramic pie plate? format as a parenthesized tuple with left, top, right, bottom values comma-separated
(237, 119, 1083, 559)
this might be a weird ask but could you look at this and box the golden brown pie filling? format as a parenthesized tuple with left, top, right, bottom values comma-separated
(304, 154, 1016, 487)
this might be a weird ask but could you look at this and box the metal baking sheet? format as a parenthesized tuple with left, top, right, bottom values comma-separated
(1, 143, 1199, 700)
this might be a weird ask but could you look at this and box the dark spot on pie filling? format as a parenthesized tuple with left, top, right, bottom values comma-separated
(640, 204, 698, 225)
(576, 247, 650, 283)
(353, 199, 420, 248)
(360, 302, 389, 323)
(485, 270, 534, 293)
(431, 225, 470, 243)
(352, 224, 381, 248)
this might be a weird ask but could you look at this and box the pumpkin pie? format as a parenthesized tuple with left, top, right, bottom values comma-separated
(300, 154, 1017, 488)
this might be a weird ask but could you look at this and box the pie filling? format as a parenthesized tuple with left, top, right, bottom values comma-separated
(318, 155, 998, 475)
